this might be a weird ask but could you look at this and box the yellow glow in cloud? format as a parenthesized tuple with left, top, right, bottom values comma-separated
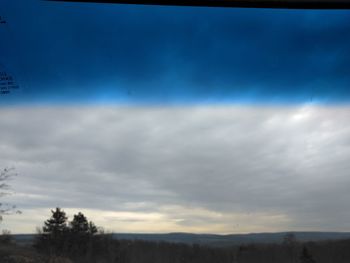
(2, 206, 292, 235)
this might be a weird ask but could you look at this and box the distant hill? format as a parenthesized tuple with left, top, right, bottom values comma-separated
(13, 232, 350, 247)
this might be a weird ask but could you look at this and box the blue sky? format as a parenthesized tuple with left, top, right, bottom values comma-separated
(1, 0, 350, 105)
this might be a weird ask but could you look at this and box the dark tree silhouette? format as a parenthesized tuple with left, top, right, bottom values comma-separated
(69, 211, 101, 259)
(88, 220, 98, 235)
(43, 207, 68, 235)
(35, 208, 103, 260)
(0, 229, 13, 244)
(35, 207, 69, 255)
(70, 212, 89, 233)
(300, 247, 316, 263)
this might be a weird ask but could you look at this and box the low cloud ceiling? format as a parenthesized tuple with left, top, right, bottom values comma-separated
(1, 106, 350, 233)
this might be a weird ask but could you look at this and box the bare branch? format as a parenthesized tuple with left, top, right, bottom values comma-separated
(0, 167, 21, 222)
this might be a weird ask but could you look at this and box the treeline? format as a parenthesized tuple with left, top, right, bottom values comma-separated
(34, 207, 116, 263)
(5, 236, 350, 263)
(112, 239, 350, 263)
(2, 207, 350, 263)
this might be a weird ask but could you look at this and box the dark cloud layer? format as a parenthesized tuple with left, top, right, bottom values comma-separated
(1, 0, 350, 104)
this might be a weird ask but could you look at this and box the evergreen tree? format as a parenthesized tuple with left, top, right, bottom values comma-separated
(69, 212, 98, 258)
(70, 212, 89, 234)
(35, 208, 101, 259)
(88, 221, 98, 235)
(35, 207, 69, 255)
(43, 207, 68, 235)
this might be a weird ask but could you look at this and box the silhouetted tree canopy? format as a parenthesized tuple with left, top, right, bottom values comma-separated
(43, 207, 68, 235)
(35, 208, 102, 259)
(35, 207, 69, 255)
(70, 212, 89, 234)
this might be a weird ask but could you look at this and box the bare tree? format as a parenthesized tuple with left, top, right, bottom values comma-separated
(0, 167, 21, 222)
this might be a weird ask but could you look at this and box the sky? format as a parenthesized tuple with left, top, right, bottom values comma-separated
(1, 0, 350, 234)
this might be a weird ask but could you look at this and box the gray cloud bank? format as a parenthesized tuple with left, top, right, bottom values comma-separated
(1, 106, 350, 233)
